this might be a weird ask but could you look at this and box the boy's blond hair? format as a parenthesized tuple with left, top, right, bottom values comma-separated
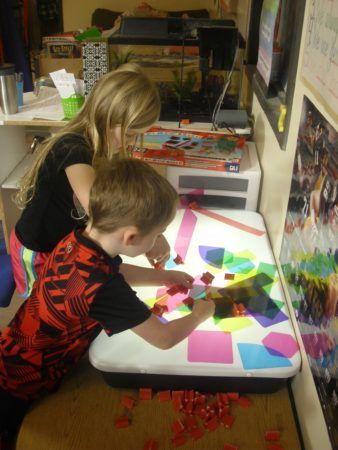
(89, 158, 178, 235)
(16, 63, 161, 209)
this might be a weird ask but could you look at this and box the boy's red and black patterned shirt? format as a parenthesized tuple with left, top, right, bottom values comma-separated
(0, 229, 151, 400)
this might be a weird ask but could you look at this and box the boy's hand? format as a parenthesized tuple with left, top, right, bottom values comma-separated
(191, 297, 215, 321)
(163, 270, 194, 289)
(146, 234, 170, 267)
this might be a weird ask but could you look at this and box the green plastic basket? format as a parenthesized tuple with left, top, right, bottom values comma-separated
(61, 94, 85, 119)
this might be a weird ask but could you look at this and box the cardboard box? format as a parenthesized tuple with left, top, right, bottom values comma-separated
(133, 127, 245, 173)
(37, 55, 83, 79)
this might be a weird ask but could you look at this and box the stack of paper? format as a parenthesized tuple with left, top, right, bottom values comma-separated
(49, 69, 84, 99)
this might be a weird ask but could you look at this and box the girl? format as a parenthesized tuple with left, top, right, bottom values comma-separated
(10, 63, 170, 298)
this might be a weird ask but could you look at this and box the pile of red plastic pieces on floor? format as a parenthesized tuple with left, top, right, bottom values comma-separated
(114, 388, 283, 449)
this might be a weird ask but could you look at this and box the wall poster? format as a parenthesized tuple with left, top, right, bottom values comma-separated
(280, 96, 337, 449)
(302, 0, 338, 122)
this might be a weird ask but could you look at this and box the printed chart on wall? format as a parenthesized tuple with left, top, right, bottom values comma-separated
(280, 96, 337, 448)
(302, 0, 338, 122)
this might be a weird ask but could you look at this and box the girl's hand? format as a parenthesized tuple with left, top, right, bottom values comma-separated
(191, 298, 215, 321)
(163, 270, 194, 289)
(146, 234, 170, 267)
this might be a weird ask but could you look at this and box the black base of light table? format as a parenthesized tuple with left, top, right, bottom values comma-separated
(100, 371, 286, 394)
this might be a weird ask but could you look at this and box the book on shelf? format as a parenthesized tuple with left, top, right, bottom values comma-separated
(132, 127, 246, 172)
(47, 42, 82, 58)
(41, 32, 82, 58)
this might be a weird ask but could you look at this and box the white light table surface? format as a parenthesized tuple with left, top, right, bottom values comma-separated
(89, 208, 301, 393)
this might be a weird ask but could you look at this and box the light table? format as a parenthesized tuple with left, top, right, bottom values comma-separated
(89, 208, 301, 393)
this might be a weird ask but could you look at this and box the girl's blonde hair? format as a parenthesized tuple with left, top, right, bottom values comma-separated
(16, 63, 161, 209)
(89, 158, 178, 235)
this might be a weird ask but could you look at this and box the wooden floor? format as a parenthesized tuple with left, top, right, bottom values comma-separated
(1, 293, 302, 450)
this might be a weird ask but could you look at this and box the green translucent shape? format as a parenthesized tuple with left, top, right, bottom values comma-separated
(177, 304, 191, 314)
(223, 251, 234, 264)
(257, 262, 276, 279)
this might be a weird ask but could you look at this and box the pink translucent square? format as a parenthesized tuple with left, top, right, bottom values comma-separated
(188, 330, 233, 364)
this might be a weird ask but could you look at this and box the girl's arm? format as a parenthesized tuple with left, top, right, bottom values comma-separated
(120, 264, 194, 288)
(131, 299, 215, 349)
(65, 164, 96, 214)
(145, 234, 170, 266)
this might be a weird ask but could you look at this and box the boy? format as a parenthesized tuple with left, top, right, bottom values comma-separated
(0, 158, 215, 449)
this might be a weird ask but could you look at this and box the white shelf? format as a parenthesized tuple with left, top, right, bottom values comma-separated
(1, 153, 36, 190)
(158, 120, 252, 135)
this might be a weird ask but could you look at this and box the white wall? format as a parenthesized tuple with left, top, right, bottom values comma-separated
(252, 1, 337, 449)
(62, 0, 213, 31)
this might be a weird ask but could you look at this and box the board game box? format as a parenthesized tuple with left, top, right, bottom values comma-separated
(133, 127, 246, 172)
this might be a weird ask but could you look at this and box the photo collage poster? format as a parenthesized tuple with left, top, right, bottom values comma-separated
(280, 96, 337, 448)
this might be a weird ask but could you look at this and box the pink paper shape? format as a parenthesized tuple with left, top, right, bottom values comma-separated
(262, 332, 299, 358)
(180, 189, 204, 207)
(188, 330, 233, 364)
(174, 208, 197, 261)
